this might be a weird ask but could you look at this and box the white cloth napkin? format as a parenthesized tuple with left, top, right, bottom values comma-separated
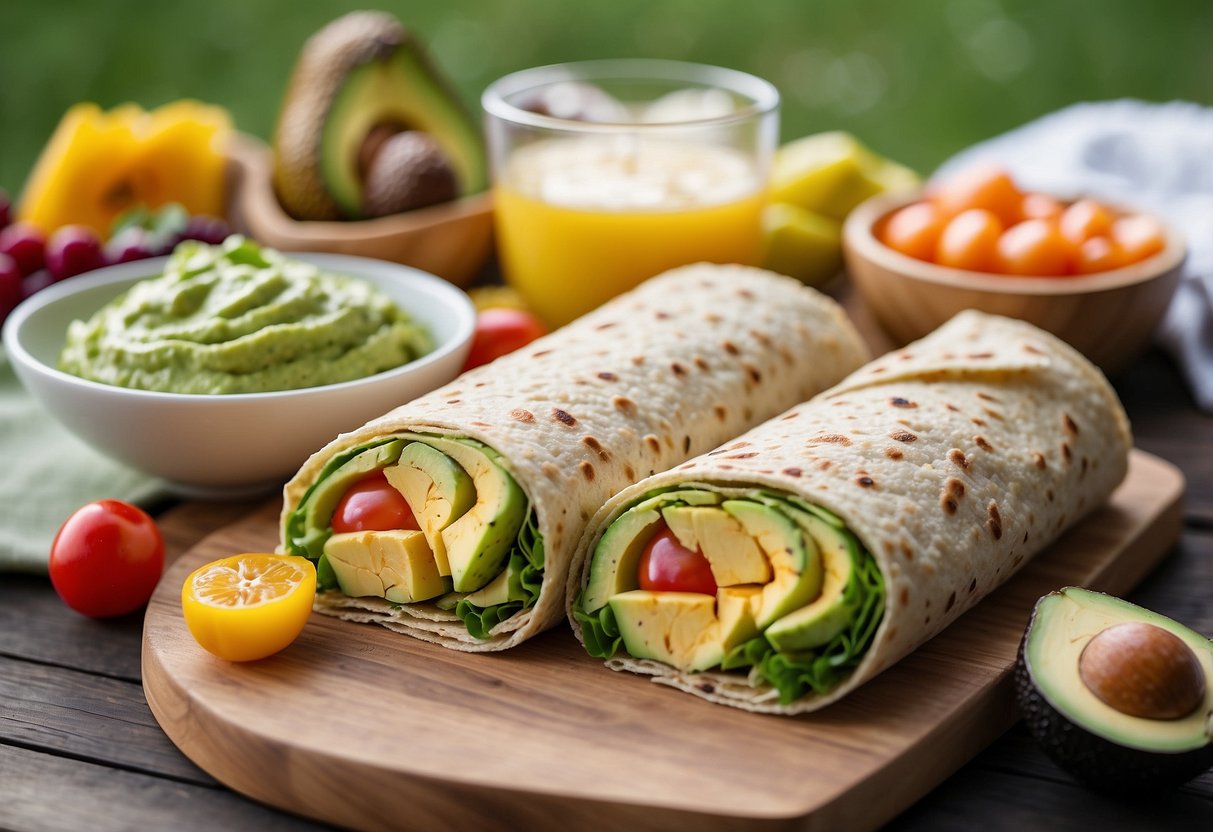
(935, 100, 1213, 411)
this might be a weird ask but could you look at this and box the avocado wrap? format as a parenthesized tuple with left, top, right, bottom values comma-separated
(280, 264, 869, 650)
(569, 311, 1132, 711)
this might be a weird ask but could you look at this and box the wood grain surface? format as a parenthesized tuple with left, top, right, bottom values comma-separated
(142, 450, 1182, 832)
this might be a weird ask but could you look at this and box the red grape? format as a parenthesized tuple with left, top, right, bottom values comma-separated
(46, 225, 104, 281)
(0, 253, 21, 319)
(0, 189, 11, 231)
(0, 222, 46, 277)
(105, 227, 157, 265)
(21, 269, 54, 300)
(181, 215, 231, 245)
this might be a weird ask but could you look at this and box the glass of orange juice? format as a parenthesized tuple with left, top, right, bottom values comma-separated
(483, 60, 779, 328)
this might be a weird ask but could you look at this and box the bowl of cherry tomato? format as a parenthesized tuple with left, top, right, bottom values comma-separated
(842, 165, 1186, 374)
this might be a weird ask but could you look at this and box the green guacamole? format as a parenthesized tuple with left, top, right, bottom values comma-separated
(59, 236, 431, 394)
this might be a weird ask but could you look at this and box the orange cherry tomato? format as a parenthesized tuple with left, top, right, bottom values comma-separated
(931, 164, 1023, 226)
(1112, 214, 1166, 263)
(936, 209, 1003, 272)
(881, 202, 945, 261)
(996, 219, 1073, 276)
(1059, 199, 1114, 245)
(1020, 193, 1064, 221)
(1074, 236, 1130, 274)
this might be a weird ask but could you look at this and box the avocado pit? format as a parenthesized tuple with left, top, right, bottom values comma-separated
(1078, 621, 1206, 720)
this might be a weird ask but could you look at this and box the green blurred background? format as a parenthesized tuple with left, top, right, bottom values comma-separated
(3, 0, 1210, 196)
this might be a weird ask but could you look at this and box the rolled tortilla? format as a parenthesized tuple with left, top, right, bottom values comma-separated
(279, 264, 869, 650)
(568, 310, 1132, 712)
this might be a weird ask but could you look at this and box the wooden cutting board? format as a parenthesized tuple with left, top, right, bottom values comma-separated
(143, 449, 1183, 832)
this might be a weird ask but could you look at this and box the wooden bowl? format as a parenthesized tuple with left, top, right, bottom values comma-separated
(842, 190, 1186, 375)
(224, 133, 494, 288)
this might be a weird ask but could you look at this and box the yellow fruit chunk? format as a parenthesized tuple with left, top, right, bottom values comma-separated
(761, 202, 843, 287)
(771, 131, 919, 221)
(19, 101, 232, 238)
(182, 554, 316, 662)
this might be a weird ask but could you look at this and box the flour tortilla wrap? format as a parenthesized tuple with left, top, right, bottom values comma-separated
(279, 264, 869, 651)
(569, 310, 1132, 712)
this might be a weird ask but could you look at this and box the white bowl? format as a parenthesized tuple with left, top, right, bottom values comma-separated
(2, 253, 475, 496)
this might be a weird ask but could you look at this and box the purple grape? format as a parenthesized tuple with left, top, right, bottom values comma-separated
(181, 215, 231, 245)
(0, 253, 21, 319)
(20, 268, 54, 300)
(46, 225, 104, 281)
(0, 188, 11, 231)
(0, 222, 46, 276)
(105, 226, 157, 265)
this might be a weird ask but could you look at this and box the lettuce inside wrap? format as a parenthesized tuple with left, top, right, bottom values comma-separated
(573, 487, 885, 704)
(283, 435, 543, 638)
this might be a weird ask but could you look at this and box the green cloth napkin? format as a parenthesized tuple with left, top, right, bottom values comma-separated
(0, 345, 168, 574)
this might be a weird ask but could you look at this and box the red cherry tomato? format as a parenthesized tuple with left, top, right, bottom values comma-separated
(637, 527, 718, 595)
(331, 472, 420, 534)
(462, 307, 547, 371)
(49, 500, 165, 618)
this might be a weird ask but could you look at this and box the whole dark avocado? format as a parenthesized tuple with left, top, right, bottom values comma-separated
(1015, 587, 1213, 793)
(273, 11, 486, 221)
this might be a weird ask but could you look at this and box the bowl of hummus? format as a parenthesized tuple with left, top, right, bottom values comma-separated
(2, 237, 475, 495)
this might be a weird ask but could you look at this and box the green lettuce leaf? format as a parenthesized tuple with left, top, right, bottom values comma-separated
(455, 507, 545, 639)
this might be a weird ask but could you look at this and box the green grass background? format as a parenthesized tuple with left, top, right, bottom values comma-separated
(3, 0, 1210, 197)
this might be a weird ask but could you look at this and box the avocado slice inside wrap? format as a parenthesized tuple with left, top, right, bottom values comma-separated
(573, 486, 885, 703)
(283, 434, 541, 638)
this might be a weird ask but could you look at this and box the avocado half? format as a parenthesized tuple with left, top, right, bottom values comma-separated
(273, 11, 486, 221)
(1015, 587, 1213, 792)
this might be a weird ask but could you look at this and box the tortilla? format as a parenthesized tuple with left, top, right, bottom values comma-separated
(279, 263, 869, 650)
(568, 310, 1132, 712)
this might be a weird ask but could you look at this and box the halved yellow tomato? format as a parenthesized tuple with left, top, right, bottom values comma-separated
(181, 554, 315, 662)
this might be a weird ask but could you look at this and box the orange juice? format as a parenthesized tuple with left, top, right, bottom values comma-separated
(495, 137, 766, 327)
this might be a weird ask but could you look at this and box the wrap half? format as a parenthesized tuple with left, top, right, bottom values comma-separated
(279, 264, 869, 650)
(569, 311, 1132, 712)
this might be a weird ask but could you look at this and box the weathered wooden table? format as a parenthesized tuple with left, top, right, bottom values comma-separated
(3, 346, 1211, 831)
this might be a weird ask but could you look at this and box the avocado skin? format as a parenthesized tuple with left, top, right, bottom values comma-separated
(273, 11, 482, 221)
(1014, 621, 1213, 793)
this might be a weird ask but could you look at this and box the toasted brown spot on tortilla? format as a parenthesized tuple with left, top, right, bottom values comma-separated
(749, 329, 772, 348)
(714, 404, 728, 421)
(578, 461, 595, 481)
(968, 352, 994, 359)
(624, 464, 636, 480)
(680, 435, 690, 454)
(531, 349, 552, 358)
(818, 459, 834, 470)
(974, 435, 994, 452)
(1062, 413, 1079, 435)
(541, 463, 560, 480)
(900, 587, 910, 606)
(948, 449, 969, 471)
(883, 540, 896, 556)
(631, 355, 645, 366)
(593, 321, 617, 331)
(737, 288, 755, 300)
(597, 371, 618, 381)
(510, 409, 535, 423)
(945, 403, 960, 412)
(722, 340, 740, 356)
(1023, 531, 1030, 544)
(1047, 489, 1055, 502)
(812, 434, 853, 446)
(968, 578, 978, 594)
(940, 495, 959, 515)
(781, 411, 800, 421)
(891, 397, 917, 408)
(552, 408, 577, 427)
(726, 440, 750, 450)
(1062, 442, 1073, 464)
(473, 381, 486, 388)
(470, 421, 491, 428)
(445, 399, 461, 404)
(975, 391, 1000, 402)
(857, 475, 876, 488)
(696, 681, 716, 694)
(612, 396, 637, 414)
(983, 408, 1004, 421)
(654, 311, 671, 320)
(971, 417, 987, 427)
(946, 592, 956, 612)
(900, 542, 914, 560)
(743, 406, 754, 421)
(1013, 553, 1024, 567)
(739, 363, 761, 383)
(581, 436, 610, 462)
(1031, 452, 1047, 470)
(885, 447, 904, 460)
(831, 399, 849, 407)
(890, 430, 917, 442)
(694, 356, 710, 371)
(779, 346, 795, 364)
(1081, 457, 1089, 479)
(782, 467, 803, 478)
(644, 435, 661, 454)
(725, 451, 758, 460)
(945, 478, 966, 500)
(987, 501, 1003, 539)
(666, 362, 687, 378)
(719, 464, 734, 470)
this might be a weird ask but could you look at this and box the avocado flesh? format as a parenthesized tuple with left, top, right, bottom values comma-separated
(764, 514, 858, 652)
(324, 529, 448, 603)
(322, 50, 486, 219)
(1017, 588, 1213, 793)
(462, 557, 529, 607)
(582, 488, 878, 680)
(420, 436, 526, 593)
(610, 587, 762, 672)
(383, 441, 475, 577)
